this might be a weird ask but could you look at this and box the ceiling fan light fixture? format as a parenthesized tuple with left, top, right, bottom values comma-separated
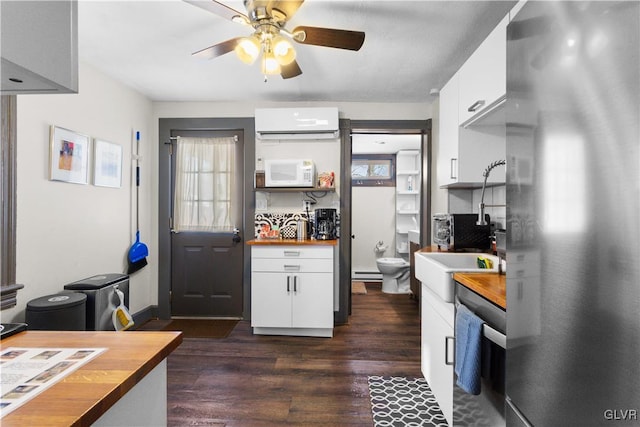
(273, 36, 296, 65)
(235, 36, 260, 64)
(261, 51, 281, 75)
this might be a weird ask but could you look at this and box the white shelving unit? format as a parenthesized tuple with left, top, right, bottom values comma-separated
(395, 150, 421, 259)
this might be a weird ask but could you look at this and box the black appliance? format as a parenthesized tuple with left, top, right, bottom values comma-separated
(314, 208, 337, 240)
(454, 282, 506, 425)
(432, 213, 491, 251)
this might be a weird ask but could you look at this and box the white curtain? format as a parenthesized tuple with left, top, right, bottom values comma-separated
(173, 136, 236, 232)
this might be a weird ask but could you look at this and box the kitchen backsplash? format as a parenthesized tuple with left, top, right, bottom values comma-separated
(448, 185, 506, 230)
(254, 212, 340, 239)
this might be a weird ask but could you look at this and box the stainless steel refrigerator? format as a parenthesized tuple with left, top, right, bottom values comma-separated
(505, 2, 639, 426)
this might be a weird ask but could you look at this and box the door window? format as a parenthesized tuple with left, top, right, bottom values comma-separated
(173, 136, 236, 232)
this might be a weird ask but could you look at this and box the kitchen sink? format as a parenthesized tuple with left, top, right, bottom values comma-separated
(415, 252, 499, 302)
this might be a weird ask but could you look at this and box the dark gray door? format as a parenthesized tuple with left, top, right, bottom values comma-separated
(170, 129, 243, 317)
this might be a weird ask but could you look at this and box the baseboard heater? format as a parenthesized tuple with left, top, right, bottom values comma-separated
(352, 271, 382, 281)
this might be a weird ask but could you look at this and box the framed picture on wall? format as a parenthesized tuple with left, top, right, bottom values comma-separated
(49, 125, 90, 184)
(93, 139, 123, 188)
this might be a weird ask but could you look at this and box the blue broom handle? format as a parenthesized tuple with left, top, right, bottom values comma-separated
(136, 132, 141, 231)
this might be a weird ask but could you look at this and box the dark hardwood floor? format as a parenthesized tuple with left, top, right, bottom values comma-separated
(160, 282, 421, 426)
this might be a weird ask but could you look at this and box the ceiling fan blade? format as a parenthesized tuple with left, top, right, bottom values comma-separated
(292, 26, 365, 51)
(281, 60, 302, 79)
(192, 37, 242, 60)
(183, 0, 249, 24)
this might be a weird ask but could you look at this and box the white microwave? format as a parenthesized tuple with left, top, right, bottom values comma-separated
(264, 159, 315, 187)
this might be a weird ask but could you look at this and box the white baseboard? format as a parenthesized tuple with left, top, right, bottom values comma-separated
(352, 271, 382, 281)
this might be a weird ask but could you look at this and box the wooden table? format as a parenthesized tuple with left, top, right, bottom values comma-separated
(0, 330, 182, 426)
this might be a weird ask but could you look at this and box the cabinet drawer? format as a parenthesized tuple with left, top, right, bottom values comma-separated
(252, 246, 333, 259)
(252, 258, 333, 273)
(507, 250, 541, 279)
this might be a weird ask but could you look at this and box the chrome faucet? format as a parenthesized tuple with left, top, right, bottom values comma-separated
(477, 160, 506, 225)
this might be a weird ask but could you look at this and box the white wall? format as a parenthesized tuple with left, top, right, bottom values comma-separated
(4, 62, 154, 323)
(351, 186, 396, 274)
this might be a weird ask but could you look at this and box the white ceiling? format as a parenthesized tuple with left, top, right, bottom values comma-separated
(78, 0, 516, 103)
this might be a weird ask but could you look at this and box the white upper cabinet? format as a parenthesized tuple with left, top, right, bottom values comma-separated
(1, 0, 78, 94)
(438, 74, 506, 187)
(457, 14, 508, 127)
(437, 12, 509, 188)
(437, 73, 460, 187)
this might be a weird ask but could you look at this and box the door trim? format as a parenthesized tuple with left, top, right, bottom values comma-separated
(340, 120, 431, 322)
(158, 118, 255, 320)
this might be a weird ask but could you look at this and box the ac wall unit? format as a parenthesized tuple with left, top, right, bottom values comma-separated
(255, 107, 339, 141)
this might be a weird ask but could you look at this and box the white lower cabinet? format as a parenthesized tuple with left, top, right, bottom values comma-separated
(251, 245, 334, 337)
(421, 284, 454, 425)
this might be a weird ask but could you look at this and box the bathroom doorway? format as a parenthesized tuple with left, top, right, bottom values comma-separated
(350, 134, 422, 282)
(337, 120, 431, 320)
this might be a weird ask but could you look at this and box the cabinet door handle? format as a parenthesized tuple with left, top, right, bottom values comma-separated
(284, 264, 301, 272)
(284, 251, 300, 257)
(445, 336, 455, 366)
(293, 276, 298, 292)
(450, 158, 458, 179)
(287, 276, 291, 292)
(518, 280, 524, 300)
(467, 100, 486, 112)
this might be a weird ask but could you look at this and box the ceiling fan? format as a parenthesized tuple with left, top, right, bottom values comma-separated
(184, 0, 365, 79)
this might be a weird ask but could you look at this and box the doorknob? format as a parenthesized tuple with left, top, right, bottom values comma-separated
(232, 227, 241, 243)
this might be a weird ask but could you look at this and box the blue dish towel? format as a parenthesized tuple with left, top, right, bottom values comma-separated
(455, 303, 484, 395)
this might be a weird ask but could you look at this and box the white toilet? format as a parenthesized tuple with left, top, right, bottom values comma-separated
(376, 258, 411, 294)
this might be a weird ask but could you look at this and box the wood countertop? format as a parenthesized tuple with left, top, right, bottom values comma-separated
(0, 330, 182, 426)
(453, 272, 506, 310)
(246, 239, 338, 246)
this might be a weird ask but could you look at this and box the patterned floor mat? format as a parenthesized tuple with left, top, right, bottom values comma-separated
(368, 376, 448, 427)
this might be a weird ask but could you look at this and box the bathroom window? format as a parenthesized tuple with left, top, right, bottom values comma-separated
(351, 154, 396, 187)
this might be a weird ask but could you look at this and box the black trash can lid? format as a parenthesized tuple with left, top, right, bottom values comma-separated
(26, 293, 86, 311)
(64, 273, 129, 290)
